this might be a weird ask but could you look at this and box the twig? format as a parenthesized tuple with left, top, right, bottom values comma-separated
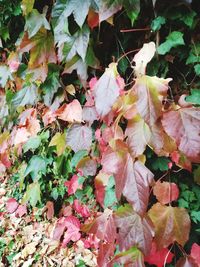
(120, 27, 150, 33)
(117, 48, 140, 63)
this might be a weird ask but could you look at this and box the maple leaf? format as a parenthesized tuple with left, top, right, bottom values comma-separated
(66, 124, 92, 152)
(144, 242, 174, 267)
(56, 99, 82, 123)
(64, 174, 82, 195)
(94, 63, 120, 118)
(148, 203, 191, 248)
(133, 42, 156, 76)
(133, 75, 172, 126)
(114, 204, 154, 255)
(162, 107, 200, 163)
(6, 198, 19, 213)
(125, 115, 151, 157)
(82, 209, 116, 243)
(153, 181, 179, 204)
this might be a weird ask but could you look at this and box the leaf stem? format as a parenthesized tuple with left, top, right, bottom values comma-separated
(120, 27, 151, 33)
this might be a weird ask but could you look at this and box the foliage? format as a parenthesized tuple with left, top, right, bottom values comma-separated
(0, 0, 200, 266)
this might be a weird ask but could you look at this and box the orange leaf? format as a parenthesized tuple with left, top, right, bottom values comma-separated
(153, 181, 179, 205)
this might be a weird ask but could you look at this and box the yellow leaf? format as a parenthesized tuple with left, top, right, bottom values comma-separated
(49, 132, 66, 156)
(66, 84, 76, 96)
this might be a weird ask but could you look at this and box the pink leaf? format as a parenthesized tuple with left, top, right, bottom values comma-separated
(6, 198, 19, 214)
(62, 215, 81, 247)
(56, 100, 82, 123)
(64, 174, 82, 195)
(191, 243, 200, 265)
(153, 181, 179, 204)
(15, 204, 27, 217)
(73, 199, 90, 218)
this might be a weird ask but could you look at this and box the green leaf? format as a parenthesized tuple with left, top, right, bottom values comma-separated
(194, 64, 200, 75)
(23, 181, 41, 207)
(0, 65, 12, 87)
(185, 89, 200, 105)
(23, 136, 41, 152)
(191, 211, 200, 223)
(194, 166, 200, 185)
(12, 83, 39, 107)
(21, 0, 35, 15)
(24, 155, 48, 180)
(124, 0, 140, 26)
(157, 31, 185, 55)
(179, 10, 196, 28)
(151, 16, 166, 31)
(49, 132, 66, 156)
(41, 64, 60, 106)
(71, 150, 88, 168)
(151, 157, 170, 171)
(25, 9, 50, 38)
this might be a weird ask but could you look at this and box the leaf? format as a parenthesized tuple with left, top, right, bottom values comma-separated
(15, 204, 27, 218)
(153, 181, 179, 204)
(24, 155, 48, 180)
(148, 203, 191, 248)
(194, 64, 200, 75)
(57, 25, 90, 62)
(151, 16, 166, 31)
(56, 100, 82, 123)
(23, 181, 41, 207)
(73, 199, 90, 218)
(125, 115, 151, 157)
(114, 204, 154, 255)
(177, 256, 198, 267)
(157, 31, 185, 55)
(97, 242, 115, 267)
(52, 0, 90, 28)
(98, 1, 122, 23)
(6, 198, 19, 214)
(185, 89, 200, 105)
(162, 107, 200, 163)
(82, 209, 116, 243)
(25, 9, 50, 38)
(46, 201, 54, 220)
(124, 0, 140, 26)
(191, 243, 200, 265)
(19, 29, 56, 69)
(133, 75, 171, 126)
(94, 63, 120, 117)
(77, 156, 97, 176)
(12, 83, 39, 107)
(62, 215, 81, 246)
(87, 9, 99, 29)
(133, 42, 156, 76)
(23, 136, 41, 152)
(49, 132, 66, 156)
(64, 174, 82, 195)
(21, 0, 35, 15)
(144, 242, 174, 267)
(0, 65, 12, 87)
(112, 246, 145, 267)
(71, 150, 88, 168)
(66, 124, 92, 152)
(41, 64, 60, 106)
(152, 157, 171, 171)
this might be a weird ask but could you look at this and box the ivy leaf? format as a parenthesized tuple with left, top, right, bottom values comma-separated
(153, 181, 179, 205)
(49, 132, 66, 156)
(24, 155, 48, 180)
(41, 64, 60, 106)
(21, 0, 35, 15)
(97, 242, 115, 267)
(23, 181, 41, 207)
(124, 0, 140, 26)
(23, 136, 41, 152)
(148, 203, 191, 248)
(191, 243, 200, 266)
(194, 64, 200, 75)
(71, 150, 88, 168)
(157, 31, 185, 55)
(94, 63, 120, 117)
(152, 157, 171, 171)
(185, 89, 200, 105)
(66, 124, 92, 152)
(151, 16, 166, 31)
(12, 83, 39, 107)
(25, 9, 50, 38)
(6, 198, 19, 214)
(98, 1, 122, 23)
(162, 107, 200, 163)
(56, 100, 82, 123)
(52, 0, 90, 28)
(114, 204, 154, 255)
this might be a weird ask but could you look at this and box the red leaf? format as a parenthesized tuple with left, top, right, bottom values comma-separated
(145, 242, 174, 267)
(191, 243, 200, 265)
(82, 209, 116, 243)
(6, 198, 19, 214)
(95, 172, 111, 207)
(177, 256, 198, 267)
(114, 204, 154, 256)
(153, 181, 179, 204)
(73, 199, 90, 218)
(62, 215, 81, 246)
(64, 174, 82, 195)
(87, 9, 99, 29)
(97, 242, 115, 267)
(162, 107, 200, 163)
(46, 201, 54, 220)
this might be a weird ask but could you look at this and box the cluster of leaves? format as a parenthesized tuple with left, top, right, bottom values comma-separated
(0, 0, 200, 266)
